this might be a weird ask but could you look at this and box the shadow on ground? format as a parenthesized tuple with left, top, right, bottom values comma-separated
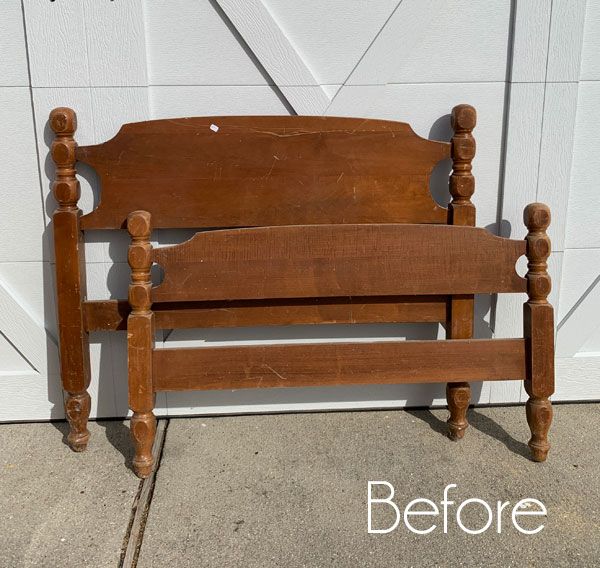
(406, 407, 531, 459)
(51, 418, 135, 473)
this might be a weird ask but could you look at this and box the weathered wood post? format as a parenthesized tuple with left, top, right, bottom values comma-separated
(446, 104, 476, 439)
(127, 210, 157, 478)
(523, 203, 554, 462)
(50, 107, 91, 451)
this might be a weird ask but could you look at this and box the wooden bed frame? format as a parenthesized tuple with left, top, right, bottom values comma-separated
(50, 105, 554, 478)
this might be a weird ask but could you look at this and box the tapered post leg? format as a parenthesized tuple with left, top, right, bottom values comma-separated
(127, 211, 156, 478)
(129, 308, 156, 478)
(525, 395, 553, 462)
(131, 410, 156, 477)
(447, 382, 470, 440)
(65, 391, 91, 451)
(523, 203, 555, 462)
(50, 107, 92, 451)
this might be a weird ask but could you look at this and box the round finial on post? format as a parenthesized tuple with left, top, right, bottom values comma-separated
(524, 202, 551, 233)
(449, 104, 477, 225)
(127, 211, 153, 314)
(50, 107, 77, 136)
(451, 104, 476, 133)
(50, 108, 79, 210)
(524, 202, 551, 304)
(127, 210, 152, 240)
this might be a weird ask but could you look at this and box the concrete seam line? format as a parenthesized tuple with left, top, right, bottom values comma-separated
(120, 418, 169, 568)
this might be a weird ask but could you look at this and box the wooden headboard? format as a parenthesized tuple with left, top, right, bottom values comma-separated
(49, 104, 479, 447)
(50, 105, 477, 333)
(75, 115, 451, 230)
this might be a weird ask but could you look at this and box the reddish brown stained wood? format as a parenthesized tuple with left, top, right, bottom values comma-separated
(76, 116, 449, 229)
(83, 296, 448, 331)
(446, 104, 477, 441)
(50, 107, 92, 452)
(448, 104, 476, 226)
(83, 300, 130, 331)
(446, 383, 470, 440)
(152, 224, 526, 302)
(127, 210, 156, 478)
(50, 104, 557, 471)
(152, 338, 526, 392)
(523, 203, 555, 462)
(526, 398, 553, 463)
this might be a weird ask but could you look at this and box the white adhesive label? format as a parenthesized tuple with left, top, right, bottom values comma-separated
(210, 124, 219, 132)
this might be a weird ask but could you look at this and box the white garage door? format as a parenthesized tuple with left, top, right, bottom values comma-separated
(0, 0, 597, 420)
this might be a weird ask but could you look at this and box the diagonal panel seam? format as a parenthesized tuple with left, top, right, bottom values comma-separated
(214, 0, 330, 114)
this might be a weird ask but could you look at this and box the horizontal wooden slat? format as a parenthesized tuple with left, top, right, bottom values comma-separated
(80, 175, 446, 230)
(152, 338, 527, 391)
(76, 115, 449, 229)
(82, 296, 448, 331)
(83, 300, 129, 331)
(152, 224, 527, 302)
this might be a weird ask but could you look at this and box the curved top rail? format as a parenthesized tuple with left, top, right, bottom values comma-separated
(76, 115, 450, 229)
(151, 223, 526, 302)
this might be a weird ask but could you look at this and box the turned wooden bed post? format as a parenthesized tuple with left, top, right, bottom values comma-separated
(50, 107, 92, 451)
(523, 203, 554, 462)
(446, 104, 476, 440)
(127, 210, 157, 478)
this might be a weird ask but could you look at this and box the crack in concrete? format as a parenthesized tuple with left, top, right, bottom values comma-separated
(120, 419, 169, 568)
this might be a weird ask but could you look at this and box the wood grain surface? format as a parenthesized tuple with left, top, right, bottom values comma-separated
(83, 296, 448, 331)
(152, 338, 526, 391)
(77, 115, 449, 229)
(152, 223, 526, 302)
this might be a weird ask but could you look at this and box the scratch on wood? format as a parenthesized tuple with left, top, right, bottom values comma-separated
(262, 364, 287, 381)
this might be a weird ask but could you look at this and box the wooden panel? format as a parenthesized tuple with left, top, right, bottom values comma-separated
(152, 224, 526, 302)
(77, 116, 449, 229)
(83, 296, 448, 331)
(84, 300, 129, 331)
(152, 338, 526, 391)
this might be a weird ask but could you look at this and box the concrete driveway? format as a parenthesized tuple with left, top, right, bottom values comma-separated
(1, 404, 598, 567)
